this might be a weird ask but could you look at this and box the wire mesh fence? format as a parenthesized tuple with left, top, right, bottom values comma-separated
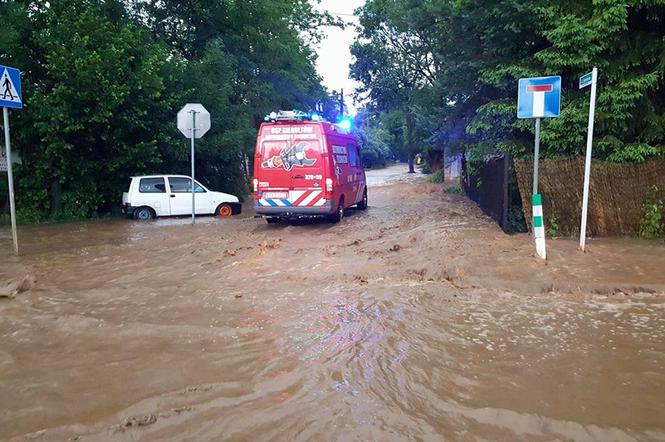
(514, 157, 665, 236)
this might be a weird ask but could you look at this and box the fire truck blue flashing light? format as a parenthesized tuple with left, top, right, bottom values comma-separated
(338, 117, 352, 131)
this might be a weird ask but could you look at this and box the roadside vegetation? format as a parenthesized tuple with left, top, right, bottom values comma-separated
(639, 185, 664, 239)
(351, 0, 665, 169)
(350, 0, 665, 236)
(443, 186, 463, 195)
(0, 0, 341, 221)
(2, 0, 664, 228)
(426, 170, 444, 184)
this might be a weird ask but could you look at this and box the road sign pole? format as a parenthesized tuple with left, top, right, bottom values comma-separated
(3, 107, 18, 254)
(518, 76, 560, 261)
(190, 110, 197, 225)
(532, 117, 546, 259)
(579, 67, 598, 252)
(177, 103, 209, 224)
(532, 194, 547, 260)
(533, 118, 541, 195)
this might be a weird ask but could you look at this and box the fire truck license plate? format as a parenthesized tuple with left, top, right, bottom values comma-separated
(264, 192, 288, 199)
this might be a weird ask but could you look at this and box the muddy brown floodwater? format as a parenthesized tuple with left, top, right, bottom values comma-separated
(1, 164, 665, 441)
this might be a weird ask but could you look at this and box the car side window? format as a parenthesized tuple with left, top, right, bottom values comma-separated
(169, 177, 206, 193)
(139, 178, 166, 193)
(348, 143, 359, 168)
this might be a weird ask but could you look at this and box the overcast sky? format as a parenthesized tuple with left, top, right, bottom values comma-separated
(312, 0, 365, 115)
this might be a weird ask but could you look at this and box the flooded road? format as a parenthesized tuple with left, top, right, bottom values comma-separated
(1, 165, 665, 441)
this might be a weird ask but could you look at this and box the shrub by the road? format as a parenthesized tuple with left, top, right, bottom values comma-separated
(639, 185, 664, 239)
(427, 170, 444, 183)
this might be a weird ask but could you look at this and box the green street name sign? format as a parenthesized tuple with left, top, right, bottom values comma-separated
(579, 72, 593, 89)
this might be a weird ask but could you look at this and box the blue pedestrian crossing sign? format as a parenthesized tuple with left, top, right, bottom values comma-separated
(0, 65, 22, 110)
(517, 76, 561, 119)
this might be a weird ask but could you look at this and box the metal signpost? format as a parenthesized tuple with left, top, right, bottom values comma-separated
(177, 103, 211, 225)
(1, 65, 23, 254)
(578, 68, 598, 252)
(517, 75, 562, 260)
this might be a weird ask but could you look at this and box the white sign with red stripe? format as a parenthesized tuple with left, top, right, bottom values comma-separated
(526, 84, 552, 118)
(517, 76, 561, 119)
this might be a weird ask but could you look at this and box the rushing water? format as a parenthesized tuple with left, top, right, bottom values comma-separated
(1, 165, 664, 441)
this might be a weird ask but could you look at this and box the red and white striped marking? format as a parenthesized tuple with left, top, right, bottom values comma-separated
(258, 189, 327, 207)
(291, 189, 326, 206)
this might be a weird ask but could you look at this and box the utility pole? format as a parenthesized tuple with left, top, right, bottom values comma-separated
(339, 88, 344, 116)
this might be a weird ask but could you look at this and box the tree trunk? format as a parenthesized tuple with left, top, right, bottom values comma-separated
(406, 110, 416, 173)
(50, 180, 62, 216)
(502, 155, 510, 231)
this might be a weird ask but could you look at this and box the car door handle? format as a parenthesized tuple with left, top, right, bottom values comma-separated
(170, 195, 176, 198)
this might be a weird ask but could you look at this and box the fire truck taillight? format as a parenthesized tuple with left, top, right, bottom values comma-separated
(325, 178, 333, 192)
(253, 178, 258, 192)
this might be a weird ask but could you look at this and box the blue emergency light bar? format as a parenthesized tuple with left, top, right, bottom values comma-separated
(262, 110, 353, 132)
(337, 116, 353, 131)
(264, 110, 322, 122)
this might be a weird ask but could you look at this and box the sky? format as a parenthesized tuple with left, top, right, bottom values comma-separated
(311, 0, 366, 115)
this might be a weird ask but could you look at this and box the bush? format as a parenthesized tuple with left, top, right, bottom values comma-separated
(427, 169, 444, 183)
(508, 207, 528, 233)
(444, 185, 463, 194)
(548, 217, 560, 237)
(639, 185, 664, 239)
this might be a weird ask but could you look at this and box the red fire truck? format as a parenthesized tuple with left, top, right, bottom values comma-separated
(253, 111, 367, 223)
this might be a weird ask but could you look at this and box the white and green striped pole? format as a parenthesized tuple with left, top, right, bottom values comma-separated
(532, 194, 546, 259)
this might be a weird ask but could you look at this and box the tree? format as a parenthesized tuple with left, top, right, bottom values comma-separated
(351, 0, 437, 172)
(4, 0, 179, 218)
(354, 109, 393, 168)
(0, 0, 337, 220)
(138, 0, 337, 195)
(352, 0, 665, 167)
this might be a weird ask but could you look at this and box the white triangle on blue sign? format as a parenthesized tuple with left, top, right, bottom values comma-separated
(1, 68, 21, 104)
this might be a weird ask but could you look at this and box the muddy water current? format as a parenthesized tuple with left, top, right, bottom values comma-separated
(1, 165, 664, 441)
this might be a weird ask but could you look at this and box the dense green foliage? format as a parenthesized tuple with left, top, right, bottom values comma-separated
(639, 185, 664, 238)
(351, 0, 437, 172)
(0, 0, 336, 220)
(351, 0, 665, 166)
(3, 0, 664, 221)
(353, 109, 393, 168)
(443, 185, 463, 195)
(427, 169, 444, 183)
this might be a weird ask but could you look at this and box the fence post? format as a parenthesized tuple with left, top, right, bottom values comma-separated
(502, 155, 510, 231)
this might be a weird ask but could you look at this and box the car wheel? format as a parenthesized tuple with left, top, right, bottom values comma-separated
(330, 198, 344, 223)
(266, 217, 281, 224)
(216, 203, 233, 217)
(357, 190, 368, 210)
(134, 206, 154, 220)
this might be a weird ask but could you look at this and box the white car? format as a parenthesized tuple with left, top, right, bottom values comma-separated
(122, 175, 241, 220)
